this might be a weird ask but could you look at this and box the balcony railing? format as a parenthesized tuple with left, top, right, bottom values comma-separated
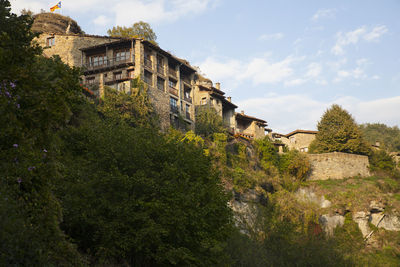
(168, 68, 177, 78)
(181, 76, 191, 84)
(170, 105, 179, 114)
(168, 86, 178, 96)
(144, 76, 152, 85)
(84, 56, 134, 71)
(144, 58, 152, 69)
(157, 65, 164, 75)
(184, 96, 192, 103)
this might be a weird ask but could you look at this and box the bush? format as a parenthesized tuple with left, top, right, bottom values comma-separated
(369, 150, 396, 172)
(195, 105, 225, 137)
(279, 150, 311, 181)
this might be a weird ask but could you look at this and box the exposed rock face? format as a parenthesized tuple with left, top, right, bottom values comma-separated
(319, 214, 345, 236)
(353, 211, 371, 238)
(230, 190, 264, 233)
(32, 13, 83, 34)
(296, 187, 331, 208)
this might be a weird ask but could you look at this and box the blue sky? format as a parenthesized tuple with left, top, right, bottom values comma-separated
(11, 0, 400, 133)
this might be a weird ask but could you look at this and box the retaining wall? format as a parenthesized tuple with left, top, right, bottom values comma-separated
(308, 152, 370, 180)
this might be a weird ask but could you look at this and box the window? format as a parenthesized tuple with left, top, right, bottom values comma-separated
(128, 70, 135, 78)
(114, 49, 130, 62)
(46, 37, 55, 47)
(201, 97, 207, 105)
(117, 82, 125, 92)
(88, 54, 107, 67)
(144, 70, 152, 85)
(157, 77, 165, 91)
(170, 97, 178, 113)
(168, 79, 177, 88)
(114, 72, 122, 80)
(186, 104, 190, 113)
(86, 77, 95, 85)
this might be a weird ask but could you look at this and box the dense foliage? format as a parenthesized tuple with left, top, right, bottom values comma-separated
(1, 2, 232, 265)
(360, 123, 400, 152)
(309, 104, 370, 155)
(195, 105, 226, 137)
(107, 21, 157, 44)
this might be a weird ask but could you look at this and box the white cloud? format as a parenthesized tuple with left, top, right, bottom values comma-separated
(332, 25, 388, 55)
(371, 75, 380, 80)
(311, 8, 336, 21)
(284, 79, 307, 87)
(306, 62, 322, 78)
(10, 0, 216, 26)
(113, 0, 215, 25)
(334, 67, 366, 82)
(259, 33, 284, 41)
(237, 95, 400, 133)
(93, 15, 110, 27)
(198, 55, 303, 86)
(364, 25, 388, 42)
(10, 0, 44, 13)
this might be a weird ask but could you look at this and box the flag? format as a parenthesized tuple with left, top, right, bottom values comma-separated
(50, 1, 61, 12)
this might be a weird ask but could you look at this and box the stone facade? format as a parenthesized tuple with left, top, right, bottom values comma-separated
(35, 33, 120, 67)
(235, 112, 267, 140)
(278, 130, 318, 152)
(308, 152, 370, 180)
(79, 38, 196, 131)
(33, 14, 269, 134)
(193, 78, 237, 131)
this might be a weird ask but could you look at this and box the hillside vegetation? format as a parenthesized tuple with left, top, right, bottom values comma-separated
(1, 2, 400, 266)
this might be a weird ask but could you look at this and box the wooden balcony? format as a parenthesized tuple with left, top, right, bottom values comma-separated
(157, 65, 165, 76)
(168, 68, 177, 78)
(144, 58, 153, 69)
(83, 56, 134, 72)
(168, 86, 178, 96)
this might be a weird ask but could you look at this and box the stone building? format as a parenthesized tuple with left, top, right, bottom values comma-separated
(274, 130, 318, 152)
(193, 76, 237, 130)
(235, 111, 267, 140)
(80, 38, 196, 131)
(33, 13, 270, 134)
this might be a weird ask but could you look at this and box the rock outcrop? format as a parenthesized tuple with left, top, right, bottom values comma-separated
(32, 13, 83, 34)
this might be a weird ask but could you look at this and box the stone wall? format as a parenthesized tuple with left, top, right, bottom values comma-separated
(35, 34, 119, 67)
(147, 86, 170, 131)
(308, 152, 370, 180)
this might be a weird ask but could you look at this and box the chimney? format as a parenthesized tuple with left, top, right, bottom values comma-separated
(215, 82, 220, 90)
(241, 110, 244, 115)
(227, 96, 231, 102)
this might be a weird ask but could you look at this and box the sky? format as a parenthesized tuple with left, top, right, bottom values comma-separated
(11, 0, 400, 133)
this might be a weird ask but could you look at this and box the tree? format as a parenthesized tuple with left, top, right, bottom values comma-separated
(0, 1, 83, 264)
(57, 113, 233, 266)
(309, 104, 370, 155)
(195, 105, 226, 137)
(359, 123, 400, 152)
(107, 21, 157, 44)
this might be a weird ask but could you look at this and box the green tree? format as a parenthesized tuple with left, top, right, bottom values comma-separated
(360, 123, 400, 152)
(98, 78, 157, 128)
(107, 21, 157, 43)
(309, 104, 370, 155)
(0, 1, 82, 264)
(57, 112, 233, 266)
(195, 105, 226, 137)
